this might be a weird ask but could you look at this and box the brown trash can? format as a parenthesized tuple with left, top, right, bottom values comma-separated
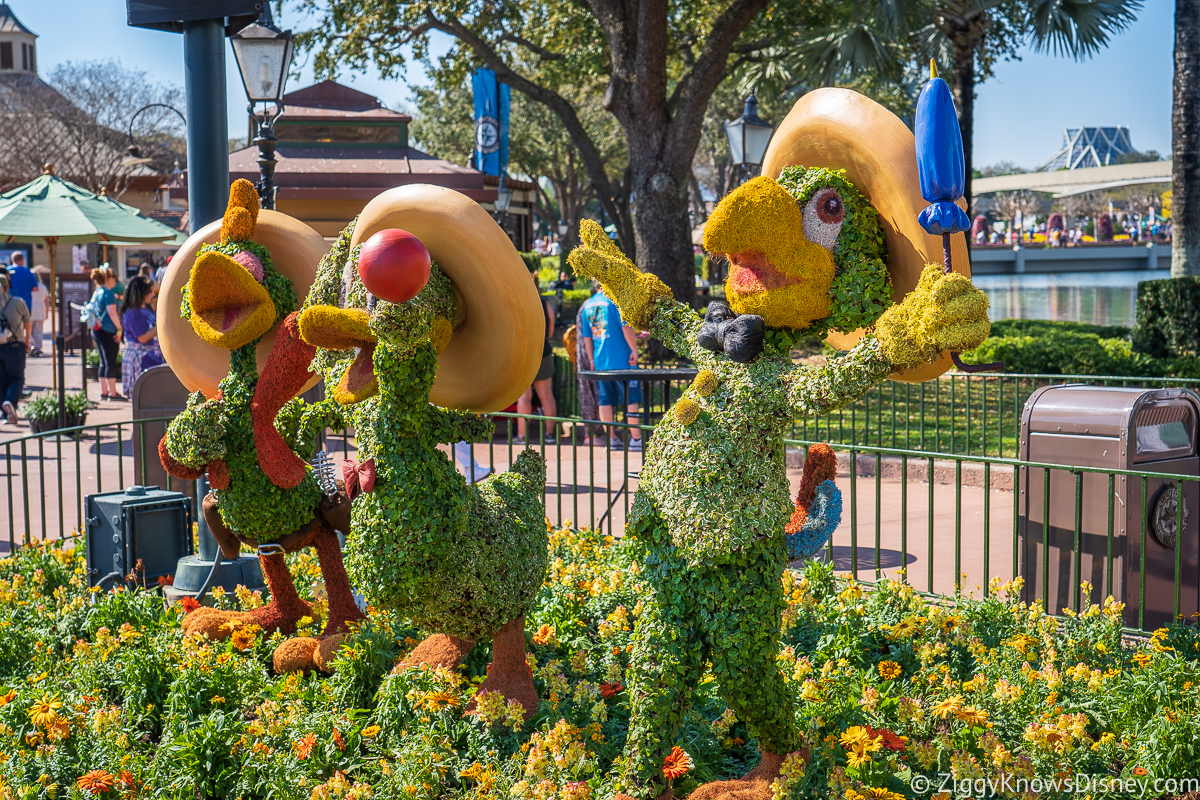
(1019, 385, 1200, 629)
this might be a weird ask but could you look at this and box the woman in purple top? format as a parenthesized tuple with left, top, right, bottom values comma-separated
(119, 275, 163, 396)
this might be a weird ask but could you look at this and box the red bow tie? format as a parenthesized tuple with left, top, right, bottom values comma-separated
(342, 457, 376, 500)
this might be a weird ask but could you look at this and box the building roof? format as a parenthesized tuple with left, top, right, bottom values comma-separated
(283, 80, 385, 112)
(0, 4, 35, 36)
(1037, 127, 1134, 171)
(276, 104, 411, 122)
(228, 144, 495, 201)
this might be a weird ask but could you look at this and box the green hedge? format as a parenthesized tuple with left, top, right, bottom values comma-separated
(1133, 276, 1200, 359)
(961, 318, 1200, 378)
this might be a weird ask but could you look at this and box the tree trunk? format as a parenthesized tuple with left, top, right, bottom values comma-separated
(631, 164, 697, 309)
(1173, 0, 1200, 277)
(952, 39, 976, 216)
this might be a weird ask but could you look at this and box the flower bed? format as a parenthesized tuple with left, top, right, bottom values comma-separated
(1, 529, 1199, 799)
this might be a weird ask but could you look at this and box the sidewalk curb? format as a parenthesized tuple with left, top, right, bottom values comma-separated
(786, 447, 1015, 491)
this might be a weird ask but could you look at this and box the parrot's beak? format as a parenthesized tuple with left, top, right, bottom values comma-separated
(187, 251, 277, 350)
(702, 176, 836, 330)
(297, 305, 379, 404)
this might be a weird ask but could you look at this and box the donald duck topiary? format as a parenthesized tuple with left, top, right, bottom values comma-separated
(568, 88, 992, 800)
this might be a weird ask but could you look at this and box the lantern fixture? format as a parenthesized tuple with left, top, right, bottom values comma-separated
(723, 92, 774, 187)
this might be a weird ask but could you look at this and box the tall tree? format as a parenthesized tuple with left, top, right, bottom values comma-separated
(294, 0, 827, 306)
(1174, 0, 1199, 277)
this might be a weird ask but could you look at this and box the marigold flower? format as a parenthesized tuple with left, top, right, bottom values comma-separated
(662, 745, 693, 779)
(533, 624, 557, 646)
(294, 732, 317, 760)
(76, 770, 115, 794)
(877, 660, 902, 680)
(178, 596, 201, 614)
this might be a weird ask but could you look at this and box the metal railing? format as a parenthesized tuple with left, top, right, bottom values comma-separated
(3, 402, 1197, 632)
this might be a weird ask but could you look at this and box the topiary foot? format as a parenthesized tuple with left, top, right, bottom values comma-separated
(398, 633, 476, 671)
(273, 636, 320, 674)
(685, 752, 786, 800)
(313, 633, 346, 673)
(181, 607, 251, 640)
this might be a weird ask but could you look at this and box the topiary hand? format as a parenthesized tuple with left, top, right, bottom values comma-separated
(875, 264, 991, 370)
(567, 219, 672, 330)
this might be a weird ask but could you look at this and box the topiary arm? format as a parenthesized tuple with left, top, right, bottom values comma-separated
(568, 220, 703, 358)
(163, 391, 226, 470)
(875, 264, 991, 370)
(292, 398, 349, 460)
(784, 336, 894, 418)
(430, 408, 495, 444)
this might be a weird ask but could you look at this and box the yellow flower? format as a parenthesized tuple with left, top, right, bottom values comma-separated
(425, 690, 461, 711)
(1132, 651, 1152, 668)
(28, 693, 62, 728)
(931, 695, 964, 719)
(877, 661, 902, 680)
(362, 725, 381, 738)
(955, 705, 990, 727)
(862, 789, 905, 800)
(889, 618, 920, 640)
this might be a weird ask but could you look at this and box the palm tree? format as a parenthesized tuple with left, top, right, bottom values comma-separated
(921, 0, 1141, 205)
(1173, 0, 1200, 277)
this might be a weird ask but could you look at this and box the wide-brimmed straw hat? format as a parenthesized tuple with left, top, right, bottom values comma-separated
(761, 87, 970, 382)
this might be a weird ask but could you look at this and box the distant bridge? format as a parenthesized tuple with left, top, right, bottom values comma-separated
(972, 160, 1172, 199)
(969, 242, 1171, 274)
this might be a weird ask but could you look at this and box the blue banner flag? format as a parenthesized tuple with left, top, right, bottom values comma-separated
(472, 68, 510, 177)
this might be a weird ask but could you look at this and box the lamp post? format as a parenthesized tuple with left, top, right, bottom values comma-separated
(122, 103, 187, 168)
(230, 9, 295, 210)
(494, 175, 513, 220)
(723, 92, 775, 190)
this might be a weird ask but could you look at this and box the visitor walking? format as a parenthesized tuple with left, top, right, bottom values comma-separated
(579, 281, 642, 451)
(515, 271, 559, 444)
(119, 275, 164, 396)
(88, 266, 124, 401)
(28, 267, 49, 357)
(0, 272, 31, 425)
(6, 252, 34, 313)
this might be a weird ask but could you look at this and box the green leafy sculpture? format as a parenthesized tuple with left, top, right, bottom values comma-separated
(567, 164, 991, 800)
(296, 219, 549, 713)
(159, 180, 363, 673)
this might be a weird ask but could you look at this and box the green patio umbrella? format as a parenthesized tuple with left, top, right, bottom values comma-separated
(0, 167, 185, 385)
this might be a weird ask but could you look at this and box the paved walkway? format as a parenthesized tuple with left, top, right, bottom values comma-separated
(1, 348, 1016, 594)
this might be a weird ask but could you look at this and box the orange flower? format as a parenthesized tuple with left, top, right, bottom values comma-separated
(599, 682, 624, 699)
(0, 689, 16, 707)
(333, 727, 346, 750)
(867, 726, 907, 752)
(294, 732, 317, 760)
(662, 745, 693, 780)
(77, 770, 116, 794)
(533, 624, 557, 646)
(178, 596, 201, 614)
(1133, 767, 1148, 777)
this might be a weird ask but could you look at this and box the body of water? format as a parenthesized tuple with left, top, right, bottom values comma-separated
(972, 271, 1170, 328)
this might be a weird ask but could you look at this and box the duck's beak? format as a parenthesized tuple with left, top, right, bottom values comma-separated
(188, 251, 276, 350)
(297, 305, 379, 404)
(703, 175, 836, 328)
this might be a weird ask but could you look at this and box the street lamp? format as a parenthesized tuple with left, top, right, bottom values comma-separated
(494, 175, 513, 217)
(231, 8, 295, 210)
(723, 92, 775, 189)
(122, 103, 187, 168)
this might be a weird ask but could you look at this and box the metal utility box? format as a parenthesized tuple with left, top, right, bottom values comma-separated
(1019, 385, 1200, 629)
(85, 486, 193, 588)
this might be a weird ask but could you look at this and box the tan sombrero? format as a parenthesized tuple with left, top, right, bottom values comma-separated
(349, 184, 543, 412)
(158, 210, 330, 399)
(761, 87, 970, 383)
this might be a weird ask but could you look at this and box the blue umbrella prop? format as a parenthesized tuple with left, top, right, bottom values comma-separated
(915, 61, 1002, 373)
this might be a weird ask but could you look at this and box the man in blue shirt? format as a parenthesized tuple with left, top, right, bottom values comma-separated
(6, 253, 35, 313)
(579, 284, 643, 451)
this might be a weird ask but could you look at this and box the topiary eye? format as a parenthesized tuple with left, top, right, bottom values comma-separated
(802, 187, 845, 251)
